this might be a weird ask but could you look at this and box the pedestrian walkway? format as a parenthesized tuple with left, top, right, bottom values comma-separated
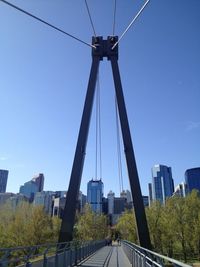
(77, 244, 131, 267)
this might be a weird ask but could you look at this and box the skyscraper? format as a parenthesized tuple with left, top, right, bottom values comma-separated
(32, 173, 44, 192)
(152, 164, 174, 204)
(19, 173, 45, 202)
(33, 191, 53, 214)
(107, 190, 115, 215)
(148, 183, 153, 206)
(19, 180, 38, 202)
(173, 182, 188, 197)
(185, 167, 200, 193)
(87, 179, 103, 213)
(0, 169, 9, 193)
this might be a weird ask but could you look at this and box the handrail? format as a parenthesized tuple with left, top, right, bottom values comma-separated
(122, 240, 192, 267)
(0, 240, 106, 267)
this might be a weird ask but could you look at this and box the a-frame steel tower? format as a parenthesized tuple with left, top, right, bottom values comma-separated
(58, 36, 151, 249)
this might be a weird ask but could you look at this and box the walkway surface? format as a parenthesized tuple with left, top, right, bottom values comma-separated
(77, 244, 132, 267)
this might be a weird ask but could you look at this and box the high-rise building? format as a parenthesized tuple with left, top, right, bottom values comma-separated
(173, 182, 188, 197)
(87, 179, 103, 213)
(19, 180, 38, 202)
(19, 173, 45, 202)
(125, 190, 132, 203)
(32, 173, 44, 192)
(152, 164, 174, 204)
(148, 183, 153, 206)
(107, 190, 115, 214)
(9, 194, 28, 210)
(102, 197, 108, 214)
(78, 191, 87, 213)
(52, 196, 66, 218)
(33, 191, 53, 214)
(0, 169, 9, 193)
(0, 192, 14, 206)
(111, 197, 127, 225)
(185, 168, 200, 193)
(142, 196, 149, 207)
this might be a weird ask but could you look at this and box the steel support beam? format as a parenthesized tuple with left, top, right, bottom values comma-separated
(110, 56, 151, 249)
(58, 56, 100, 243)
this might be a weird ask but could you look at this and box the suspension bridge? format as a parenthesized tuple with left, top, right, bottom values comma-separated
(0, 1, 194, 266)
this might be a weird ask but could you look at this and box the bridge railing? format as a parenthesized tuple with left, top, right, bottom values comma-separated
(0, 240, 106, 267)
(122, 240, 192, 267)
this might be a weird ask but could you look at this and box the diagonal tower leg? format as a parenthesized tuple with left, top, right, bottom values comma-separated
(110, 56, 152, 249)
(59, 36, 151, 248)
(58, 56, 100, 243)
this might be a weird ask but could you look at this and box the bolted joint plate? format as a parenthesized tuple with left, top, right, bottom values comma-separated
(92, 36, 118, 60)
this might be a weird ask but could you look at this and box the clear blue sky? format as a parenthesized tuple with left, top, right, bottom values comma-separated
(0, 0, 199, 197)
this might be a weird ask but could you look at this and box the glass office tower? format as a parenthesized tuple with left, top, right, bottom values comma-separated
(185, 167, 200, 192)
(152, 164, 174, 204)
(87, 179, 104, 213)
(0, 169, 9, 193)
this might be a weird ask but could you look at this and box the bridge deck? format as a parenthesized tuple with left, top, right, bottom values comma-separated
(78, 244, 131, 267)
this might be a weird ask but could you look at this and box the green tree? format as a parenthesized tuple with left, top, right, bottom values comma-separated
(0, 202, 60, 247)
(146, 201, 163, 253)
(161, 198, 177, 258)
(168, 196, 188, 262)
(75, 204, 108, 240)
(184, 190, 200, 259)
(116, 209, 138, 243)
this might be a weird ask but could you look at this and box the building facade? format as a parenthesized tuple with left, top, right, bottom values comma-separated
(185, 168, 200, 193)
(19, 173, 45, 202)
(107, 190, 115, 215)
(152, 164, 174, 204)
(78, 191, 86, 213)
(9, 194, 29, 210)
(33, 191, 53, 214)
(173, 182, 188, 197)
(87, 179, 103, 213)
(32, 173, 44, 192)
(148, 183, 153, 206)
(52, 197, 66, 218)
(19, 180, 38, 202)
(0, 169, 9, 193)
(0, 192, 14, 206)
(142, 195, 149, 207)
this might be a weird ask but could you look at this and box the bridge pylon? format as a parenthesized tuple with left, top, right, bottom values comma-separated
(58, 36, 151, 249)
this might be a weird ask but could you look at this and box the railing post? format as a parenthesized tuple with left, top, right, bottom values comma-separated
(43, 254, 47, 267)
(74, 245, 77, 266)
(63, 246, 67, 267)
(55, 252, 59, 267)
(26, 261, 31, 267)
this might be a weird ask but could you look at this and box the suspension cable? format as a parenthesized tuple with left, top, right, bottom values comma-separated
(84, 0, 97, 37)
(1, 0, 95, 49)
(112, 0, 117, 36)
(95, 70, 102, 180)
(97, 73, 102, 179)
(115, 97, 124, 193)
(112, 0, 150, 49)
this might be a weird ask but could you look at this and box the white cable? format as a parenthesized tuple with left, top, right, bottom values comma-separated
(112, 0, 150, 49)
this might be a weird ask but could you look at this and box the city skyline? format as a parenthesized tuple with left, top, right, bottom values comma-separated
(1, 164, 199, 197)
(0, 1, 199, 196)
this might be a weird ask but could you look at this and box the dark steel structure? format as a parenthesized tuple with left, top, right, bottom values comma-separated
(59, 36, 151, 249)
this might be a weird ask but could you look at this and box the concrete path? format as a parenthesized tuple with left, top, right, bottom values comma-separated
(77, 244, 131, 267)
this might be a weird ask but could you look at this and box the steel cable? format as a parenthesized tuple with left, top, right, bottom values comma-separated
(115, 97, 124, 193)
(84, 0, 97, 37)
(112, 0, 150, 49)
(112, 0, 117, 36)
(97, 74, 102, 179)
(1, 0, 95, 48)
(95, 71, 102, 180)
